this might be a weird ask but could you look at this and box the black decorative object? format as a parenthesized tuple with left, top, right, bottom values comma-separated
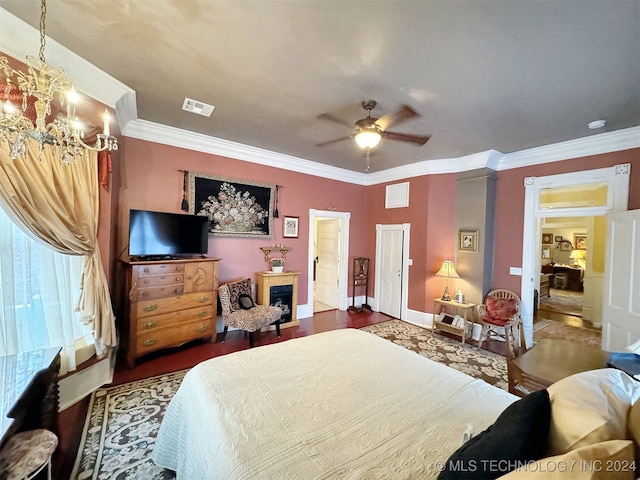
(179, 169, 189, 211)
(189, 172, 275, 238)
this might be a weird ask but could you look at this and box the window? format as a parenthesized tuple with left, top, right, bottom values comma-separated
(0, 206, 93, 373)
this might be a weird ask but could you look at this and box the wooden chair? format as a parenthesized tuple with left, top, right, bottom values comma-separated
(504, 320, 532, 397)
(218, 278, 282, 348)
(476, 289, 521, 349)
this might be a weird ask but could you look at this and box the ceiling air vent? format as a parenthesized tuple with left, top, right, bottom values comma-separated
(182, 97, 215, 117)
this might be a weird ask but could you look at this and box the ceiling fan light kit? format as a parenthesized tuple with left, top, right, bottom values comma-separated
(354, 128, 381, 149)
(316, 99, 430, 171)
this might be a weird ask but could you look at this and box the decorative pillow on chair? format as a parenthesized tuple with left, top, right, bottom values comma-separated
(227, 278, 252, 311)
(483, 296, 517, 326)
(438, 389, 551, 480)
(238, 294, 255, 310)
(546, 368, 640, 455)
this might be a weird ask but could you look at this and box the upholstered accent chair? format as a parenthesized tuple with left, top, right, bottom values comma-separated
(0, 429, 58, 480)
(477, 289, 522, 349)
(218, 278, 282, 347)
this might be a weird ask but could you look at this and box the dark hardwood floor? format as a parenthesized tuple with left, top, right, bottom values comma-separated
(53, 307, 594, 479)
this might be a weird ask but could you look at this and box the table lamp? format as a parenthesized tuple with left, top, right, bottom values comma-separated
(435, 259, 460, 301)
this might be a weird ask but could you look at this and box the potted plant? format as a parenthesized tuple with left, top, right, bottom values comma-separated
(270, 257, 285, 273)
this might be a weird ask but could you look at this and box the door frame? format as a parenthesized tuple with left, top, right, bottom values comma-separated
(521, 164, 630, 346)
(308, 209, 350, 310)
(374, 223, 410, 319)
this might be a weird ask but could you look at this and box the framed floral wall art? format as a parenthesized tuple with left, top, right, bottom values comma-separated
(189, 172, 275, 238)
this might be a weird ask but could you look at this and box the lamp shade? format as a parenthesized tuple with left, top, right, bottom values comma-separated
(354, 128, 382, 149)
(435, 259, 460, 278)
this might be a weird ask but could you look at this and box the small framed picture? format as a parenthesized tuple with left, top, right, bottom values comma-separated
(574, 234, 587, 250)
(283, 215, 299, 238)
(542, 233, 553, 244)
(554, 236, 563, 242)
(459, 230, 478, 252)
(542, 247, 551, 259)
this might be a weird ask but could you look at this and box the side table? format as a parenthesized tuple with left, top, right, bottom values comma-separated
(432, 298, 476, 343)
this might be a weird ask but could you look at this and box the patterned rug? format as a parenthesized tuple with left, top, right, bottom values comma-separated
(360, 320, 508, 389)
(533, 318, 601, 347)
(71, 371, 186, 479)
(539, 288, 584, 317)
(73, 322, 512, 479)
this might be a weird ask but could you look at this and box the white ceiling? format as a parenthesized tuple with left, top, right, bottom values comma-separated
(1, 0, 639, 173)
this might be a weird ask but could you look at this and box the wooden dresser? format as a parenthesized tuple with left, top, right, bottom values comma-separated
(121, 257, 220, 368)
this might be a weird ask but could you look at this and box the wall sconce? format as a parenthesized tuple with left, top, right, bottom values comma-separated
(435, 259, 460, 301)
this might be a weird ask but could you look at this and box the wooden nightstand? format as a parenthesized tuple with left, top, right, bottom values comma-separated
(432, 298, 476, 343)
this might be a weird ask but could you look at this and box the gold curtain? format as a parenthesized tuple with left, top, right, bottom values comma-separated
(0, 138, 116, 355)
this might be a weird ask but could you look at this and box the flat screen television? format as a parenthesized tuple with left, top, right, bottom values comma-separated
(128, 209, 209, 260)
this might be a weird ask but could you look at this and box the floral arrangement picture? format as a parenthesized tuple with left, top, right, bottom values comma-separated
(270, 257, 285, 273)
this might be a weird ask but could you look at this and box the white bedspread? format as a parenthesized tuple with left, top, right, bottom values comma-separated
(153, 328, 516, 479)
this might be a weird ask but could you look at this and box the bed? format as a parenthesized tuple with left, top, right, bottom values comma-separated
(152, 328, 640, 479)
(152, 328, 517, 478)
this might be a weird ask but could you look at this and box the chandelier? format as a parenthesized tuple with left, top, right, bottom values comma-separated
(0, 0, 118, 164)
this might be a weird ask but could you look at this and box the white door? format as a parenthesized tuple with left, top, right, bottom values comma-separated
(602, 209, 640, 352)
(376, 228, 404, 318)
(315, 218, 340, 308)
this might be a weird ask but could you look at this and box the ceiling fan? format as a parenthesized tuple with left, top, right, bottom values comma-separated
(315, 99, 431, 153)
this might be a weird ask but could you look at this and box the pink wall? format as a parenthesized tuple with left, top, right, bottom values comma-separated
(493, 148, 640, 294)
(363, 174, 457, 313)
(116, 137, 368, 306)
(103, 137, 638, 318)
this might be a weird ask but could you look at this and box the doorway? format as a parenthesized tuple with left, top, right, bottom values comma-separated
(520, 164, 630, 347)
(308, 209, 350, 313)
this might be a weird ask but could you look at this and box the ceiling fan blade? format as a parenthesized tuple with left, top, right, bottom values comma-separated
(315, 135, 352, 147)
(316, 112, 353, 127)
(381, 130, 431, 146)
(375, 104, 419, 131)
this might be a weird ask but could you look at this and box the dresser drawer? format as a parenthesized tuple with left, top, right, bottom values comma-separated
(136, 304, 214, 332)
(136, 319, 213, 353)
(135, 291, 214, 318)
(135, 263, 185, 277)
(137, 274, 184, 288)
(136, 285, 185, 302)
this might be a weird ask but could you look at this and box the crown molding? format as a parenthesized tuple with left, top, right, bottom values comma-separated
(0, 8, 133, 109)
(496, 126, 640, 171)
(124, 119, 367, 185)
(2, 7, 636, 183)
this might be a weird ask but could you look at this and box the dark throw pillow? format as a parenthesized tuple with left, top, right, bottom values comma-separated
(238, 294, 255, 310)
(437, 389, 551, 480)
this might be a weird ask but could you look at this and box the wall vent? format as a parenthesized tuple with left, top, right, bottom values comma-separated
(182, 97, 215, 117)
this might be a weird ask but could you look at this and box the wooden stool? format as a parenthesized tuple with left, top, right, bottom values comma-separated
(0, 429, 58, 480)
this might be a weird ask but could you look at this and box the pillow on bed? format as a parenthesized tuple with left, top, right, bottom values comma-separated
(497, 439, 636, 480)
(438, 389, 551, 480)
(546, 368, 640, 456)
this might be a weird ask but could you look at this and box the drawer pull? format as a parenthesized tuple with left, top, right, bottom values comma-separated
(176, 277, 181, 282)
(142, 291, 149, 297)
(142, 279, 149, 284)
(143, 339, 157, 346)
(198, 310, 208, 317)
(175, 288, 181, 294)
(199, 296, 210, 303)
(198, 325, 208, 332)
(143, 304, 158, 312)
(144, 321, 157, 329)
(143, 267, 149, 273)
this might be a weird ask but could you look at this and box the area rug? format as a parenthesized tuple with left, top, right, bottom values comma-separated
(71, 371, 186, 479)
(360, 320, 508, 390)
(539, 288, 584, 317)
(73, 322, 509, 479)
(533, 318, 601, 347)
